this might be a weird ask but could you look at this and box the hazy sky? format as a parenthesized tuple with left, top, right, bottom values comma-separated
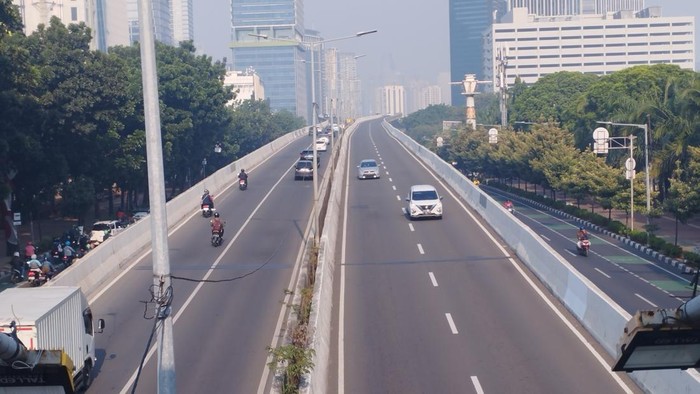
(194, 1, 699, 88)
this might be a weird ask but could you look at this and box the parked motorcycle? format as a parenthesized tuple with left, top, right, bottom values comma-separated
(211, 231, 223, 247)
(577, 238, 591, 256)
(201, 204, 214, 218)
(239, 178, 247, 191)
(10, 267, 24, 284)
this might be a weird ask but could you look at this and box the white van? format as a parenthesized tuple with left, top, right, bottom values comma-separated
(406, 184, 443, 219)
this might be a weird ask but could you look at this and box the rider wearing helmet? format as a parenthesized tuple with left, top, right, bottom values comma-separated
(576, 226, 588, 249)
(201, 189, 214, 209)
(238, 169, 248, 182)
(210, 211, 224, 238)
(63, 240, 77, 265)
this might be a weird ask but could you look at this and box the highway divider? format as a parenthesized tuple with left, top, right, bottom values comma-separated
(380, 120, 700, 393)
(49, 127, 309, 296)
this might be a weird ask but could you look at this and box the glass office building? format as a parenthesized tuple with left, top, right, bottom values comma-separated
(231, 0, 308, 119)
(449, 0, 507, 106)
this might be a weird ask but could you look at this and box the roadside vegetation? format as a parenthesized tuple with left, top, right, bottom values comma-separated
(392, 65, 700, 266)
(0, 3, 304, 225)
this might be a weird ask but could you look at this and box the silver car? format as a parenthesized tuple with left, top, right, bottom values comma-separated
(294, 160, 314, 180)
(357, 159, 380, 179)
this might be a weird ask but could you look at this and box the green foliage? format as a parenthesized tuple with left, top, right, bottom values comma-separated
(60, 176, 95, 220)
(393, 104, 464, 143)
(267, 342, 315, 394)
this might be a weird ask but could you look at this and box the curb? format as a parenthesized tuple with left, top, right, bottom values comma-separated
(518, 195, 698, 276)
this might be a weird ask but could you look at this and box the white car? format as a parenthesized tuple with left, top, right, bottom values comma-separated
(315, 139, 328, 152)
(406, 185, 443, 220)
(317, 136, 330, 144)
(357, 159, 380, 179)
(89, 220, 123, 244)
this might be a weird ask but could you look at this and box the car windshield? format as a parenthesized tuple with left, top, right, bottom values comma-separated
(297, 161, 313, 169)
(412, 190, 438, 201)
(361, 161, 377, 168)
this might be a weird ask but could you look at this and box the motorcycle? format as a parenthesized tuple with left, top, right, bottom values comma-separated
(239, 178, 248, 191)
(10, 267, 24, 284)
(201, 204, 214, 218)
(577, 238, 591, 256)
(27, 268, 47, 286)
(211, 231, 223, 247)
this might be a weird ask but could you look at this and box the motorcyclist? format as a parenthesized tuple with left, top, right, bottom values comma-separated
(62, 240, 77, 265)
(201, 189, 214, 209)
(503, 200, 514, 210)
(27, 254, 41, 271)
(11, 251, 25, 280)
(576, 227, 589, 249)
(238, 169, 248, 184)
(41, 255, 56, 280)
(24, 241, 36, 260)
(210, 212, 224, 238)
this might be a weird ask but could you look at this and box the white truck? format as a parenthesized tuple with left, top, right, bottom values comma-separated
(0, 286, 104, 393)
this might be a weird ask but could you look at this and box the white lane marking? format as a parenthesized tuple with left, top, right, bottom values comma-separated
(381, 161, 385, 165)
(115, 154, 306, 394)
(384, 166, 387, 170)
(389, 177, 393, 182)
(385, 171, 390, 175)
(445, 313, 458, 334)
(392, 185, 396, 191)
(382, 124, 634, 393)
(635, 293, 658, 307)
(564, 250, 576, 257)
(408, 223, 415, 232)
(396, 195, 401, 201)
(429, 272, 438, 287)
(594, 268, 611, 279)
(488, 188, 688, 301)
(417, 243, 425, 254)
(402, 207, 407, 215)
(471, 376, 485, 394)
(540, 234, 551, 241)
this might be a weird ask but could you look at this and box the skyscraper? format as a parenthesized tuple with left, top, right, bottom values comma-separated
(127, 0, 173, 45)
(171, 0, 194, 44)
(449, 0, 507, 106)
(231, 0, 308, 118)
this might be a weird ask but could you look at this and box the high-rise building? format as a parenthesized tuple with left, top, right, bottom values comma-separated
(127, 0, 173, 45)
(12, 0, 129, 51)
(223, 69, 265, 106)
(231, 0, 308, 119)
(484, 6, 695, 88)
(171, 0, 193, 44)
(507, 0, 645, 16)
(377, 85, 405, 116)
(449, 0, 507, 106)
(337, 52, 362, 121)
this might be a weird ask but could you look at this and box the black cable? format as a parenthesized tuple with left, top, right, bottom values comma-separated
(171, 237, 285, 283)
(130, 316, 159, 394)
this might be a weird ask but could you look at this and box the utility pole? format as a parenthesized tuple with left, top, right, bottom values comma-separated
(138, 0, 176, 392)
(495, 45, 509, 127)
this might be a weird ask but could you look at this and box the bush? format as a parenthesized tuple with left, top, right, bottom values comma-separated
(648, 235, 667, 251)
(661, 243, 683, 258)
(606, 220, 627, 234)
(683, 251, 700, 269)
(629, 230, 648, 245)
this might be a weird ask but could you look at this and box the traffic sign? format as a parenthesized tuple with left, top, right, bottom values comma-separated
(593, 127, 609, 154)
(625, 157, 636, 171)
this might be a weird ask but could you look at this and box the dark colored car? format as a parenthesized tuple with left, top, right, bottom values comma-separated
(300, 149, 321, 167)
(294, 160, 314, 180)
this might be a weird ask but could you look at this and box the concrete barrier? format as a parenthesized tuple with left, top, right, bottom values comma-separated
(380, 120, 700, 393)
(49, 127, 308, 295)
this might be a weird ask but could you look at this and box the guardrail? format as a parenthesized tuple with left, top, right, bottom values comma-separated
(49, 127, 309, 295)
(380, 120, 700, 393)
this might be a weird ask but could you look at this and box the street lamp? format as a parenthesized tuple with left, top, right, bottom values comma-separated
(249, 29, 377, 244)
(595, 121, 651, 230)
(201, 157, 207, 179)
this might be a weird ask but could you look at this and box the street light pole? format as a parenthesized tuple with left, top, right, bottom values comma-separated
(596, 121, 651, 229)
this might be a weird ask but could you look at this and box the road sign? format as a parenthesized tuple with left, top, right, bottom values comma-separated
(625, 157, 636, 171)
(626, 170, 636, 180)
(488, 128, 498, 144)
(436, 137, 444, 147)
(593, 127, 609, 154)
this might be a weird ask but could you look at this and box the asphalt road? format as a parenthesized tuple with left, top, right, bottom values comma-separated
(483, 187, 695, 313)
(86, 134, 325, 393)
(333, 119, 641, 393)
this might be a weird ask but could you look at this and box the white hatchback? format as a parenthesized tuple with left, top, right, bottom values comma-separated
(315, 139, 328, 152)
(406, 185, 443, 219)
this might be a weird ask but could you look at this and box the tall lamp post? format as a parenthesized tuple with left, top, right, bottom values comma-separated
(249, 29, 377, 244)
(595, 121, 651, 230)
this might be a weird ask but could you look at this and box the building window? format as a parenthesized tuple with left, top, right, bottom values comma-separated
(650, 32, 670, 37)
(650, 23, 671, 28)
(583, 35, 603, 39)
(650, 51, 671, 55)
(629, 51, 648, 56)
(628, 33, 648, 37)
(540, 45, 558, 50)
(607, 25, 625, 29)
(541, 54, 559, 58)
(583, 44, 604, 48)
(608, 52, 625, 56)
(606, 34, 625, 38)
(562, 44, 580, 49)
(71, 7, 78, 21)
(517, 37, 537, 41)
(562, 26, 581, 31)
(607, 61, 626, 65)
(607, 43, 625, 47)
(562, 63, 581, 67)
(518, 28, 537, 33)
(628, 24, 648, 28)
(583, 26, 600, 30)
(672, 22, 692, 27)
(561, 54, 578, 58)
(539, 27, 558, 32)
(519, 46, 537, 50)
